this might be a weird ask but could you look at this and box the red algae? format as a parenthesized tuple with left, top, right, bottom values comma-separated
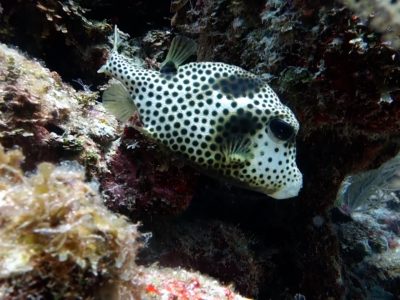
(102, 127, 198, 219)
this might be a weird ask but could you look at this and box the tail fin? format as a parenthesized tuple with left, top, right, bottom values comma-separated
(160, 36, 197, 73)
(98, 25, 130, 74)
(112, 25, 129, 52)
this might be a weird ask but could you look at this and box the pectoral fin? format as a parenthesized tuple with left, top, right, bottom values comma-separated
(221, 136, 253, 167)
(102, 81, 136, 122)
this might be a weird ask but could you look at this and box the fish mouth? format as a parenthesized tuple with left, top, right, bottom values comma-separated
(268, 180, 302, 199)
(246, 177, 302, 199)
(191, 164, 303, 199)
(213, 174, 302, 199)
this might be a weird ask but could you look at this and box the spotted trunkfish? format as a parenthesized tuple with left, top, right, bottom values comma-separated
(98, 26, 303, 199)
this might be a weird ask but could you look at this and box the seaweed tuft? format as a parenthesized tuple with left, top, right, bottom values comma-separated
(0, 144, 141, 298)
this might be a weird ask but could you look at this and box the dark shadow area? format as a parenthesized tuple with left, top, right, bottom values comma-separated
(137, 175, 306, 299)
(0, 0, 171, 88)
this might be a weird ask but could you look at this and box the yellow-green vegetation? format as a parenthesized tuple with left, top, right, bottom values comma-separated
(75, 90, 99, 108)
(5, 56, 21, 83)
(0, 144, 140, 298)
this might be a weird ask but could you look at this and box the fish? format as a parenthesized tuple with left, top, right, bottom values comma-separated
(98, 26, 303, 199)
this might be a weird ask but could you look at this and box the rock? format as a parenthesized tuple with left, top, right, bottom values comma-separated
(138, 219, 265, 297)
(0, 144, 248, 300)
(101, 127, 198, 219)
(0, 145, 140, 299)
(0, 43, 117, 178)
(333, 155, 400, 298)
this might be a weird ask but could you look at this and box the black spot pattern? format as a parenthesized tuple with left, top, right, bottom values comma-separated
(104, 55, 302, 197)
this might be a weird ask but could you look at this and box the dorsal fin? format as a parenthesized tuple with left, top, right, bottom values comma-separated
(102, 80, 136, 122)
(160, 36, 197, 74)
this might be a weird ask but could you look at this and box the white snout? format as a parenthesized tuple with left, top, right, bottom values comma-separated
(269, 176, 303, 199)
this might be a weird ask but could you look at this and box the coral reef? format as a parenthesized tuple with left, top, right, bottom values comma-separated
(139, 266, 250, 300)
(0, 0, 111, 87)
(0, 144, 140, 299)
(341, 0, 400, 49)
(0, 42, 116, 176)
(1, 0, 400, 299)
(138, 219, 265, 297)
(0, 39, 247, 299)
(101, 127, 198, 218)
(0, 144, 247, 299)
(333, 153, 400, 298)
(0, 0, 171, 87)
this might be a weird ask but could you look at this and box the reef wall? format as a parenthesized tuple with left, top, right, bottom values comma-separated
(0, 0, 400, 299)
(0, 42, 247, 300)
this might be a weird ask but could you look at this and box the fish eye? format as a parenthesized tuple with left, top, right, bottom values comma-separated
(269, 118, 294, 141)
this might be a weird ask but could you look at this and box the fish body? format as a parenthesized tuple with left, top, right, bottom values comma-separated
(99, 27, 302, 199)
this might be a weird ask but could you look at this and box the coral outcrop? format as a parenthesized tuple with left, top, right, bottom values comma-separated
(140, 266, 250, 300)
(138, 219, 264, 297)
(333, 154, 400, 298)
(0, 0, 171, 87)
(0, 144, 247, 299)
(0, 144, 141, 298)
(101, 127, 198, 219)
(0, 42, 116, 175)
(0, 0, 111, 86)
(341, 0, 400, 49)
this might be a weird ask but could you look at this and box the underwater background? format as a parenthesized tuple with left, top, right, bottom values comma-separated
(0, 0, 399, 299)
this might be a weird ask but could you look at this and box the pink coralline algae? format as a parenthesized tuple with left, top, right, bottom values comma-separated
(140, 266, 250, 300)
(101, 127, 199, 218)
